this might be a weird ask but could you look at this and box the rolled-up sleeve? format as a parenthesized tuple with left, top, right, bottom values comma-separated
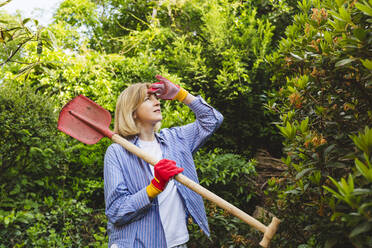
(180, 96, 223, 153)
(104, 145, 152, 226)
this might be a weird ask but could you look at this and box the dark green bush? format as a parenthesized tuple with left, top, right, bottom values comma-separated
(4, 0, 372, 246)
(0, 82, 107, 247)
(55, 0, 285, 157)
(0, 81, 64, 209)
(265, 0, 372, 246)
(187, 150, 261, 248)
(324, 127, 372, 247)
(0, 80, 260, 247)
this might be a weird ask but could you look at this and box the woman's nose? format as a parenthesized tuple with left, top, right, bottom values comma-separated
(153, 97, 160, 105)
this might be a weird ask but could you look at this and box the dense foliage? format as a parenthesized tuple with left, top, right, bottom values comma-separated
(50, 0, 285, 156)
(265, 0, 372, 246)
(0, 82, 108, 247)
(1, 0, 371, 247)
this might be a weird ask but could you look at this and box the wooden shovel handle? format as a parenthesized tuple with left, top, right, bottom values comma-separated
(111, 134, 280, 247)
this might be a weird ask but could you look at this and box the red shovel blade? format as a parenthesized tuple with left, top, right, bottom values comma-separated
(57, 95, 114, 145)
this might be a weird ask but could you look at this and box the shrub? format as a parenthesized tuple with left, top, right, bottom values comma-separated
(265, 0, 372, 246)
(0, 81, 65, 210)
(187, 150, 261, 247)
(0, 82, 107, 247)
(323, 127, 372, 247)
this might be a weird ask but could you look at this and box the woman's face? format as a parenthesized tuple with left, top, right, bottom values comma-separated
(134, 93, 162, 125)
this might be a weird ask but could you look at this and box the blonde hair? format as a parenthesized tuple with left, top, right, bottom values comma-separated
(114, 83, 161, 138)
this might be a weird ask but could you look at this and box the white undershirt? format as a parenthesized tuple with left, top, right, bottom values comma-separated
(138, 139, 189, 248)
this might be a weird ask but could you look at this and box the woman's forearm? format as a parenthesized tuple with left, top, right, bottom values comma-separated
(182, 92, 196, 105)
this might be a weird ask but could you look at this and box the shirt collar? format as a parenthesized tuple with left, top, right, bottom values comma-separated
(154, 132, 165, 144)
(126, 135, 139, 144)
(127, 132, 165, 144)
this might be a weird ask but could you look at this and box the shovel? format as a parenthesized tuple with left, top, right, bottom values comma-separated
(57, 95, 280, 248)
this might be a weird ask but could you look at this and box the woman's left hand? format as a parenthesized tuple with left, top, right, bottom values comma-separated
(148, 75, 188, 101)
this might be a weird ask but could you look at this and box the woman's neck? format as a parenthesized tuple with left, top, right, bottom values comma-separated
(138, 124, 156, 141)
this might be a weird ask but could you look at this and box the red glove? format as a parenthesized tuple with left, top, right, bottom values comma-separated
(146, 159, 184, 198)
(148, 75, 188, 102)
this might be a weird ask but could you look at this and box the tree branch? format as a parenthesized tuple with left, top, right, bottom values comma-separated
(0, 43, 24, 66)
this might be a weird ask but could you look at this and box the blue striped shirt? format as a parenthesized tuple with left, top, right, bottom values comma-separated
(104, 96, 223, 248)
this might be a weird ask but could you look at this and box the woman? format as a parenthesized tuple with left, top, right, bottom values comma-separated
(104, 75, 223, 248)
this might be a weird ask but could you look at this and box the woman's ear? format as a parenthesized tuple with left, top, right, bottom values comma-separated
(133, 111, 137, 119)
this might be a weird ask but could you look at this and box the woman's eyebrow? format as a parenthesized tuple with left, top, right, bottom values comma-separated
(148, 93, 159, 100)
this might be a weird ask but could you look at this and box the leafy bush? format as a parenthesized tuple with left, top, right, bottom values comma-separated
(3, 0, 287, 246)
(0, 82, 107, 247)
(265, 0, 372, 246)
(324, 127, 372, 247)
(50, 0, 284, 156)
(5, 0, 372, 246)
(187, 150, 261, 247)
(0, 198, 107, 248)
(195, 150, 258, 211)
(0, 81, 65, 210)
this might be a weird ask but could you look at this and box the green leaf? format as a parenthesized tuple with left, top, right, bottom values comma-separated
(277, 122, 297, 140)
(335, 58, 356, 67)
(35, 180, 44, 186)
(290, 52, 303, 60)
(37, 41, 42, 55)
(47, 30, 57, 49)
(361, 59, 372, 70)
(347, 174, 354, 192)
(298, 245, 311, 248)
(17, 64, 36, 75)
(326, 162, 347, 168)
(285, 189, 300, 194)
(339, 178, 348, 195)
(330, 10, 346, 23)
(4, 216, 10, 226)
(355, 2, 372, 17)
(353, 28, 367, 41)
(22, 18, 31, 25)
(323, 185, 344, 201)
(30, 147, 43, 155)
(299, 117, 309, 133)
(351, 126, 372, 155)
(19, 129, 32, 136)
(349, 222, 372, 238)
(339, 6, 352, 23)
(353, 188, 372, 195)
(325, 238, 338, 248)
(16, 211, 34, 224)
(335, 0, 347, 7)
(296, 168, 315, 180)
(359, 202, 372, 213)
(368, 170, 372, 182)
(9, 185, 20, 195)
(324, 31, 332, 44)
(2, 30, 12, 42)
(298, 0, 311, 13)
(355, 158, 371, 180)
(324, 144, 336, 157)
(0, 0, 12, 8)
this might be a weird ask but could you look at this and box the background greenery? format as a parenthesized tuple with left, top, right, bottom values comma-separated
(0, 0, 371, 247)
